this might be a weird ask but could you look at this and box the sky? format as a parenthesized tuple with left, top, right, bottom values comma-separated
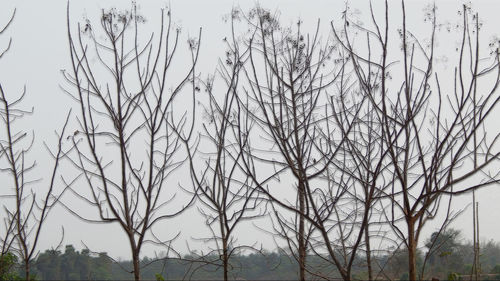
(0, 0, 499, 260)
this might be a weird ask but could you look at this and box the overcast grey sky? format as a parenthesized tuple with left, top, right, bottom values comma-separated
(0, 0, 499, 260)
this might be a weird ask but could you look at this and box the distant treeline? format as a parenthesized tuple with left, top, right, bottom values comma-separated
(5, 231, 500, 280)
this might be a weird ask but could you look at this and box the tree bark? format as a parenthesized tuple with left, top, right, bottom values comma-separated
(408, 222, 417, 281)
(132, 250, 141, 281)
(365, 224, 373, 281)
(298, 181, 306, 281)
(222, 236, 229, 281)
(24, 260, 30, 281)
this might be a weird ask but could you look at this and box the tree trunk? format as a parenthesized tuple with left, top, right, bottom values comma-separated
(365, 223, 373, 281)
(133, 251, 141, 281)
(222, 237, 229, 281)
(298, 181, 306, 281)
(408, 223, 418, 281)
(24, 260, 30, 281)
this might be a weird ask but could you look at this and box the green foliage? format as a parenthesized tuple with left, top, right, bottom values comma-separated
(491, 264, 500, 274)
(32, 245, 112, 280)
(21, 240, 500, 280)
(480, 240, 500, 273)
(382, 248, 424, 280)
(447, 272, 459, 280)
(424, 229, 468, 278)
(463, 264, 473, 275)
(0, 253, 21, 281)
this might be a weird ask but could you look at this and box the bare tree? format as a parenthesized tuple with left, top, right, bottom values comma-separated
(332, 2, 500, 280)
(331, 92, 393, 281)
(0, 8, 70, 281)
(235, 8, 378, 281)
(240, 9, 334, 280)
(0, 89, 70, 281)
(0, 9, 14, 60)
(0, 8, 16, 261)
(181, 15, 263, 280)
(63, 5, 200, 280)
